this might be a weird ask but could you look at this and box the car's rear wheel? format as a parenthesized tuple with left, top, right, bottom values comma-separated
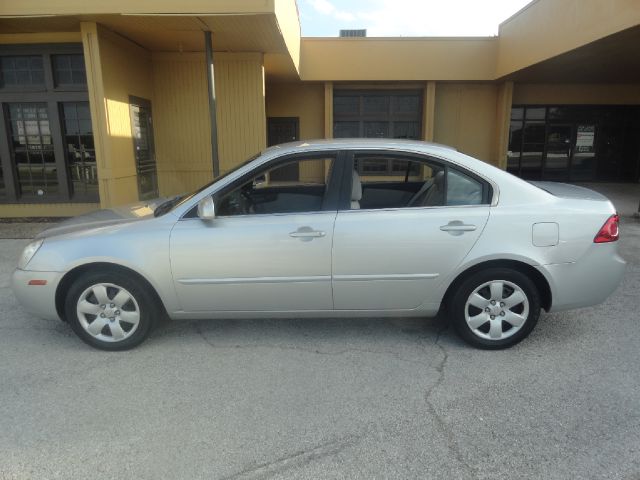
(448, 268, 540, 349)
(64, 270, 158, 350)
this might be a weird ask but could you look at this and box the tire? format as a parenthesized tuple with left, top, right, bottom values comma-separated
(447, 267, 540, 349)
(64, 269, 159, 351)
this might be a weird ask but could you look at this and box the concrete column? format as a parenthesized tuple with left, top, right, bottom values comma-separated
(324, 81, 333, 139)
(422, 81, 436, 142)
(495, 81, 514, 170)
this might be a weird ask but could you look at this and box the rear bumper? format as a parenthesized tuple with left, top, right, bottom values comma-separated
(540, 243, 626, 312)
(11, 269, 64, 321)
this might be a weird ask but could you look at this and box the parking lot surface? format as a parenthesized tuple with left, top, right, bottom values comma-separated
(1, 201, 639, 479)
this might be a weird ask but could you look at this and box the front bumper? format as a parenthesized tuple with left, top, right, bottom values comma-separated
(11, 269, 64, 321)
(540, 243, 626, 312)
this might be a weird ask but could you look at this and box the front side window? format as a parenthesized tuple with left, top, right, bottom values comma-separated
(216, 156, 335, 216)
(349, 153, 488, 210)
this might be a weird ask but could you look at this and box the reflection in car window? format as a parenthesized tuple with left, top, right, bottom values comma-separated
(217, 157, 335, 216)
(349, 154, 487, 210)
(447, 168, 484, 206)
(350, 154, 445, 209)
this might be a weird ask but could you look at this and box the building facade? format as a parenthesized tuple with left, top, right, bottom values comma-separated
(0, 0, 638, 217)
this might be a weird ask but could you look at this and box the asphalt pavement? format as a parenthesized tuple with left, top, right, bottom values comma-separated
(0, 197, 639, 479)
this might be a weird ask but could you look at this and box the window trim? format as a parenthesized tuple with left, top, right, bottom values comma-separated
(341, 149, 493, 211)
(0, 44, 93, 203)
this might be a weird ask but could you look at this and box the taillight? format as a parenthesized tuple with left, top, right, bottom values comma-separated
(594, 214, 619, 243)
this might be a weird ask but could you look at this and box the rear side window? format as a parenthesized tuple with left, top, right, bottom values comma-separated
(348, 152, 491, 210)
(447, 168, 484, 206)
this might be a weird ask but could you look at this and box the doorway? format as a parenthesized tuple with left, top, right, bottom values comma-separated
(129, 96, 158, 200)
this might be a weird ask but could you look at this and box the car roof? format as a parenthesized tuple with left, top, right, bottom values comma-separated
(262, 138, 457, 157)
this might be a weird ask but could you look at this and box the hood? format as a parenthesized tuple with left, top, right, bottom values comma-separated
(36, 197, 169, 239)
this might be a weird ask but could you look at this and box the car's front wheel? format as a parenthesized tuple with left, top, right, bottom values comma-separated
(64, 270, 158, 350)
(448, 268, 541, 349)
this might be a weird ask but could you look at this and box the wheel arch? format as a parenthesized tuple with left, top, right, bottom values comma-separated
(55, 262, 169, 322)
(442, 259, 552, 312)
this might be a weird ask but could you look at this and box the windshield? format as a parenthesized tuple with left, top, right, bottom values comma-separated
(154, 153, 260, 217)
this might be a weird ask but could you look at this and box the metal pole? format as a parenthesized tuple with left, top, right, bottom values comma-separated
(204, 31, 219, 177)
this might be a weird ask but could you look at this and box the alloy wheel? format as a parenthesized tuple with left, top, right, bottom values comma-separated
(464, 280, 529, 341)
(76, 283, 141, 343)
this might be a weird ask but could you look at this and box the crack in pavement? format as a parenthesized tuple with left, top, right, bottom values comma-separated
(194, 322, 428, 366)
(421, 325, 478, 480)
(219, 434, 361, 480)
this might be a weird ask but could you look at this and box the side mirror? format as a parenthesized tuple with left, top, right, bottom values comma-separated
(197, 196, 216, 220)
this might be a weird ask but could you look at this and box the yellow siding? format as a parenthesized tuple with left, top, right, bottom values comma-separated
(215, 53, 266, 174)
(265, 82, 325, 139)
(301, 38, 498, 81)
(497, 0, 640, 78)
(513, 84, 640, 105)
(434, 83, 499, 165)
(82, 23, 154, 207)
(152, 52, 213, 196)
(0, 32, 81, 44)
(0, 203, 99, 218)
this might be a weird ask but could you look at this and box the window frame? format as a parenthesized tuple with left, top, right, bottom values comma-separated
(0, 44, 93, 203)
(340, 149, 493, 211)
(182, 150, 347, 219)
(333, 89, 423, 153)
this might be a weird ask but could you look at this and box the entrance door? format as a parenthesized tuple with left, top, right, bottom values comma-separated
(267, 117, 299, 181)
(543, 124, 573, 182)
(129, 97, 158, 199)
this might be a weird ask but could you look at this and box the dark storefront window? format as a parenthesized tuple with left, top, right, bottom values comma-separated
(334, 90, 423, 175)
(0, 56, 45, 88)
(52, 54, 87, 87)
(6, 103, 57, 197)
(507, 105, 640, 182)
(0, 45, 97, 203)
(61, 102, 97, 199)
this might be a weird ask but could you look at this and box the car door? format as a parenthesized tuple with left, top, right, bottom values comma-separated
(332, 151, 491, 311)
(170, 152, 342, 313)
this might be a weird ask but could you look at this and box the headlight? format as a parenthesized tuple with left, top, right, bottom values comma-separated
(18, 239, 44, 269)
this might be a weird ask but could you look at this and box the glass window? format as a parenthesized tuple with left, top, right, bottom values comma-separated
(351, 154, 445, 209)
(0, 155, 5, 198)
(334, 121, 359, 138)
(6, 103, 57, 198)
(216, 156, 335, 216)
(525, 107, 546, 120)
(333, 96, 359, 115)
(52, 54, 87, 86)
(446, 168, 483, 206)
(0, 55, 45, 88)
(334, 91, 423, 141)
(61, 102, 98, 200)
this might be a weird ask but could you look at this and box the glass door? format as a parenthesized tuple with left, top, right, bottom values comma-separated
(543, 124, 573, 182)
(129, 97, 158, 200)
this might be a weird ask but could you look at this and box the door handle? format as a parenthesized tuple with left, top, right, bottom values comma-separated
(289, 226, 326, 241)
(440, 221, 477, 236)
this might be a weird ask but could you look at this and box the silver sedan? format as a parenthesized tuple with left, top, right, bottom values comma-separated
(12, 139, 625, 350)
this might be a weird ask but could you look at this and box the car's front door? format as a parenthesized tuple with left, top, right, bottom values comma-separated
(170, 153, 341, 313)
(332, 152, 491, 311)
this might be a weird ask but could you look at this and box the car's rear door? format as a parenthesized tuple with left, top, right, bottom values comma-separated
(331, 151, 491, 311)
(170, 152, 343, 313)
